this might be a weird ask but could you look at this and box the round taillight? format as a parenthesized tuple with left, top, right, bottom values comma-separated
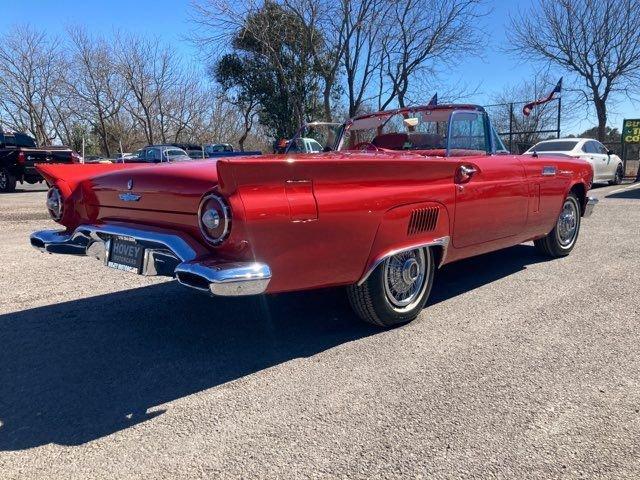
(46, 186, 64, 221)
(198, 193, 231, 245)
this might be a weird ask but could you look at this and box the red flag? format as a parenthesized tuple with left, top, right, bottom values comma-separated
(523, 78, 562, 116)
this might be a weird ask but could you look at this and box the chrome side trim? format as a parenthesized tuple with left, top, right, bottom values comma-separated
(542, 166, 557, 176)
(175, 261, 271, 296)
(357, 236, 450, 286)
(583, 196, 598, 218)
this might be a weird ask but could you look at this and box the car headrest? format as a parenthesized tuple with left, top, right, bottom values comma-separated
(372, 133, 409, 150)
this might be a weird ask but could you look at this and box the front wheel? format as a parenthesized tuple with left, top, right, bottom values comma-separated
(610, 164, 624, 185)
(0, 168, 16, 193)
(347, 247, 435, 327)
(534, 192, 581, 257)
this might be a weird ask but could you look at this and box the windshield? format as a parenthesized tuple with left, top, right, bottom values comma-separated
(338, 108, 489, 156)
(205, 144, 232, 155)
(339, 109, 447, 152)
(165, 149, 191, 162)
(527, 140, 578, 152)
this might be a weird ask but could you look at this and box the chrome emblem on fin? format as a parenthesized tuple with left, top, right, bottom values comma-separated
(119, 192, 141, 202)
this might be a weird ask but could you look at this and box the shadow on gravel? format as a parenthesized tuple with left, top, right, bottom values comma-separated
(0, 284, 376, 450)
(429, 244, 548, 305)
(0, 243, 548, 450)
(606, 186, 640, 200)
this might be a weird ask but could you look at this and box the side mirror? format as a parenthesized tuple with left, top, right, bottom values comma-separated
(607, 149, 614, 155)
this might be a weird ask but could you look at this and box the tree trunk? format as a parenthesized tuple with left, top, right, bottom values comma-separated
(97, 114, 111, 157)
(323, 81, 332, 122)
(594, 97, 607, 142)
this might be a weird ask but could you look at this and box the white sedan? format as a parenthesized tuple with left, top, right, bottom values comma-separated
(524, 138, 624, 185)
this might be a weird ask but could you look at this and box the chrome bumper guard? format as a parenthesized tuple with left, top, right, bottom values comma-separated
(583, 196, 598, 217)
(30, 224, 271, 297)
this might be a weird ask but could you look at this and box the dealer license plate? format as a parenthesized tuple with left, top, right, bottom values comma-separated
(107, 236, 145, 274)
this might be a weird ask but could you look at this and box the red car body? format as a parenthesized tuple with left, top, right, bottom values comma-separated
(31, 105, 596, 325)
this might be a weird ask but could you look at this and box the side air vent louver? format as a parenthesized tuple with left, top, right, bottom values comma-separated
(408, 207, 439, 235)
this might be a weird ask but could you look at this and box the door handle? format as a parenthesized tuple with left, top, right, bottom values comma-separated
(460, 165, 477, 176)
(456, 164, 478, 184)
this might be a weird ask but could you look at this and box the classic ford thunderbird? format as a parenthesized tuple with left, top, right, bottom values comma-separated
(31, 105, 597, 327)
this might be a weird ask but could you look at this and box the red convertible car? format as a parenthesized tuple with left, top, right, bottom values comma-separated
(31, 104, 596, 327)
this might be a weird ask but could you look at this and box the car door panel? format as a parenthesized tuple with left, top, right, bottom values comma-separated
(585, 141, 608, 181)
(520, 156, 568, 236)
(452, 154, 529, 248)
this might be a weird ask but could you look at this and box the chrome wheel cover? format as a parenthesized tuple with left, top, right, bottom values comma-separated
(556, 198, 579, 248)
(383, 248, 429, 311)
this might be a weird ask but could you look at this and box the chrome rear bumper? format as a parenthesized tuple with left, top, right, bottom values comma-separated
(30, 224, 271, 297)
(583, 196, 598, 217)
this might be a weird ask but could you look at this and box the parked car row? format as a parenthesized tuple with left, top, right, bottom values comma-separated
(112, 143, 262, 163)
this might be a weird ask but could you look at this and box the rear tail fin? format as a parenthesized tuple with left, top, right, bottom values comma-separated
(36, 163, 136, 187)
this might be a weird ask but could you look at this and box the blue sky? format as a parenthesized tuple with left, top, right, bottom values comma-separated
(1, 0, 636, 134)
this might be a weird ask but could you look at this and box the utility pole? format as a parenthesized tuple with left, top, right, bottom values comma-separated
(556, 97, 561, 139)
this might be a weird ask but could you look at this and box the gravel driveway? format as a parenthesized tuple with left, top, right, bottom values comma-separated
(1, 182, 639, 479)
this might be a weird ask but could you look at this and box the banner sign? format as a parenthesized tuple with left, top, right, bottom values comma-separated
(622, 119, 640, 144)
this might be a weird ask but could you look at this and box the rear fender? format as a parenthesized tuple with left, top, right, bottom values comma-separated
(36, 163, 146, 229)
(359, 201, 451, 285)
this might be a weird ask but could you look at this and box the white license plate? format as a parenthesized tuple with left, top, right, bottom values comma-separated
(107, 236, 144, 274)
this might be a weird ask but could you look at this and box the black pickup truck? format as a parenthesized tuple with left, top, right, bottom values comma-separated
(0, 130, 78, 192)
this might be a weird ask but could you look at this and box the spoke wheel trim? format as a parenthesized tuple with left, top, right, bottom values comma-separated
(556, 197, 579, 248)
(383, 248, 430, 311)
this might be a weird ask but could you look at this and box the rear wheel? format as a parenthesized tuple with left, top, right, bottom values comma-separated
(347, 247, 435, 327)
(534, 192, 581, 257)
(609, 164, 624, 185)
(0, 168, 16, 193)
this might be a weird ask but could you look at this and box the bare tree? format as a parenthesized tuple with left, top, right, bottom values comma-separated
(0, 25, 62, 144)
(281, 0, 352, 121)
(342, 0, 389, 116)
(509, 0, 640, 141)
(200, 91, 267, 150)
(164, 74, 211, 143)
(379, 0, 486, 109)
(190, 0, 323, 133)
(116, 34, 179, 145)
(66, 28, 127, 156)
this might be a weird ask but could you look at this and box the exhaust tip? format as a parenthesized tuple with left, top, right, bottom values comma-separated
(175, 271, 211, 292)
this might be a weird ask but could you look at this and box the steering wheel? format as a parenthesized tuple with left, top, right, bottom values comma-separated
(353, 142, 380, 152)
